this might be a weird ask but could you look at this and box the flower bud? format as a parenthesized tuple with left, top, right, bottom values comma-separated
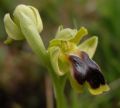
(13, 5, 43, 33)
(4, 4, 43, 40)
(4, 5, 46, 65)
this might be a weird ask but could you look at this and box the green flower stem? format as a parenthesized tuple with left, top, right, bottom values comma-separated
(19, 18, 47, 65)
(48, 66, 67, 108)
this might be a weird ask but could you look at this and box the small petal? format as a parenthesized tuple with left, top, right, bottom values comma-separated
(70, 27, 88, 44)
(4, 14, 24, 40)
(49, 47, 64, 76)
(49, 39, 77, 52)
(49, 39, 62, 48)
(49, 27, 88, 52)
(78, 36, 98, 58)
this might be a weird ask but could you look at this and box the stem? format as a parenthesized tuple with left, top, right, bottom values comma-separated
(21, 25, 67, 107)
(24, 29, 47, 63)
(48, 67, 67, 108)
(19, 13, 48, 65)
(23, 27, 48, 65)
(54, 80, 67, 108)
(45, 75, 54, 108)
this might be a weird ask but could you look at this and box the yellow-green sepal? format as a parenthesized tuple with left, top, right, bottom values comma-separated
(70, 27, 88, 44)
(49, 27, 88, 49)
(55, 26, 77, 41)
(4, 13, 24, 40)
(49, 47, 65, 76)
(78, 36, 98, 58)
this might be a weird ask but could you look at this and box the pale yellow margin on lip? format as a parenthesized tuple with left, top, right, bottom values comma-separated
(86, 82, 110, 95)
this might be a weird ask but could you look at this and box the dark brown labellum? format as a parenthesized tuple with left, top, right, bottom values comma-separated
(69, 51, 105, 89)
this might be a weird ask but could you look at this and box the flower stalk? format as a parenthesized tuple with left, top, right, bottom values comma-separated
(19, 14, 47, 64)
(48, 67, 67, 108)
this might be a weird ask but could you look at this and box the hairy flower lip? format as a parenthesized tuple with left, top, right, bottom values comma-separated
(68, 51, 106, 89)
(68, 53, 87, 85)
(86, 68, 105, 89)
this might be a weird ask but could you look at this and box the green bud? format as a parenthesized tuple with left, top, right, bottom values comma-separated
(4, 4, 46, 65)
(4, 4, 43, 40)
(4, 13, 24, 40)
(13, 4, 43, 33)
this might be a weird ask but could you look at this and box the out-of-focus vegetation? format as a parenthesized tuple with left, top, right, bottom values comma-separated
(0, 0, 120, 108)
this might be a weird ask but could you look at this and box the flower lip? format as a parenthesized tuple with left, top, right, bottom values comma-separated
(86, 68, 105, 89)
(68, 51, 106, 89)
(69, 54, 86, 85)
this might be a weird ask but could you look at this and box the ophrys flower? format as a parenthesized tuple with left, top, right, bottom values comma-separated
(48, 26, 110, 95)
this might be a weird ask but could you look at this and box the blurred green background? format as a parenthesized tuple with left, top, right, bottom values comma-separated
(0, 0, 120, 108)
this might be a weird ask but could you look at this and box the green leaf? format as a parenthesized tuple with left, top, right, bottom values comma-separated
(13, 4, 43, 33)
(78, 36, 98, 58)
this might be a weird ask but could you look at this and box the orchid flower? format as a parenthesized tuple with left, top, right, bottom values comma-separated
(48, 26, 110, 95)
